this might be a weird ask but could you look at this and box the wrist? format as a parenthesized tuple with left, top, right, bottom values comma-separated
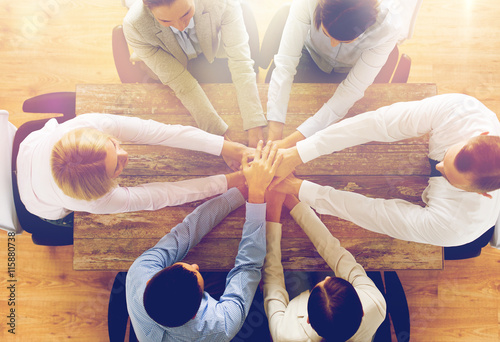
(268, 121, 284, 140)
(248, 189, 265, 203)
(282, 131, 305, 148)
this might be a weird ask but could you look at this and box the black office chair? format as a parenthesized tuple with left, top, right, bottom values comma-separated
(444, 226, 495, 260)
(113, 1, 260, 83)
(11, 92, 76, 246)
(368, 271, 410, 342)
(108, 272, 138, 342)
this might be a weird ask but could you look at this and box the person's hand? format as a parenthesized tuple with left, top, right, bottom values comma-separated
(221, 140, 254, 171)
(265, 190, 286, 223)
(269, 146, 303, 190)
(283, 194, 300, 211)
(242, 140, 282, 203)
(271, 173, 303, 196)
(267, 121, 284, 141)
(225, 171, 245, 189)
(248, 126, 264, 148)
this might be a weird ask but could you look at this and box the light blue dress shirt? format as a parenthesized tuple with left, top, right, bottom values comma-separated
(126, 188, 267, 341)
(170, 17, 202, 60)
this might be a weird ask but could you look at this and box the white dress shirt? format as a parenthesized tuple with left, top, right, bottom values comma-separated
(296, 94, 500, 246)
(17, 114, 226, 220)
(266, 0, 402, 137)
(263, 203, 386, 341)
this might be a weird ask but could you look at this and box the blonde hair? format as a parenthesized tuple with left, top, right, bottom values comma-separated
(51, 128, 116, 201)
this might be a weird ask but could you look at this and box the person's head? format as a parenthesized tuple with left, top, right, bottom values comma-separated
(307, 276, 363, 342)
(144, 0, 195, 31)
(314, 0, 378, 47)
(436, 133, 500, 198)
(51, 128, 129, 201)
(143, 262, 204, 327)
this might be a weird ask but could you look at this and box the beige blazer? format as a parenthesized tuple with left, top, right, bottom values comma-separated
(123, 0, 267, 135)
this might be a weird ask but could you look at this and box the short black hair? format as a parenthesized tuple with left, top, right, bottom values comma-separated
(143, 263, 203, 327)
(307, 277, 363, 342)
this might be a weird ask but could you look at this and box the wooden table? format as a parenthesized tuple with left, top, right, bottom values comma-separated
(73, 83, 442, 271)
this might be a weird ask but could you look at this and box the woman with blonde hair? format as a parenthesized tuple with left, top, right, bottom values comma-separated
(17, 113, 247, 222)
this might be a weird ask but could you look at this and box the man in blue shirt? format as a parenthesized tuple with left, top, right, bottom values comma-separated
(126, 140, 282, 341)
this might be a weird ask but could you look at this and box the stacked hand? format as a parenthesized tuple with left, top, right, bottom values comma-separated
(242, 140, 282, 203)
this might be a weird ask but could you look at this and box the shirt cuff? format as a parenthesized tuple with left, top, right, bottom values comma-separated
(297, 102, 345, 138)
(289, 201, 311, 219)
(242, 112, 268, 131)
(296, 137, 321, 164)
(246, 202, 266, 222)
(266, 221, 283, 237)
(298, 180, 322, 207)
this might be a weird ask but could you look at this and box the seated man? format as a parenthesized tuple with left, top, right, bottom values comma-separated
(126, 141, 281, 341)
(263, 192, 386, 341)
(123, 0, 267, 145)
(272, 94, 500, 248)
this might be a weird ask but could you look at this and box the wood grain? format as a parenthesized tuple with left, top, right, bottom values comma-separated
(73, 83, 440, 272)
(1, 0, 500, 341)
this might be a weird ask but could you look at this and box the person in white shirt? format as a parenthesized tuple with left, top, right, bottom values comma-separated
(271, 94, 500, 247)
(17, 113, 249, 221)
(267, 0, 403, 141)
(263, 191, 386, 341)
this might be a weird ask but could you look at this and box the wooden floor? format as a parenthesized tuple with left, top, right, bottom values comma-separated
(1, 0, 499, 341)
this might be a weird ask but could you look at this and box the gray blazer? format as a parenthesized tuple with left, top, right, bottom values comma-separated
(123, 0, 267, 135)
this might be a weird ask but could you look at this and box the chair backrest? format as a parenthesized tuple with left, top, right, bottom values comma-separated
(258, 2, 291, 70)
(112, 25, 151, 83)
(391, 53, 412, 83)
(108, 272, 138, 342)
(10, 92, 77, 245)
(0, 110, 20, 234)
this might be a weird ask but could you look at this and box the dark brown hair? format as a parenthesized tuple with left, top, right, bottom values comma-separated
(314, 0, 378, 41)
(307, 277, 363, 341)
(455, 135, 500, 193)
(143, 0, 178, 9)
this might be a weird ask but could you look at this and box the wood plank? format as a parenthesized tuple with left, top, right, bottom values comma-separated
(74, 236, 442, 272)
(75, 83, 437, 117)
(75, 175, 428, 239)
(116, 143, 430, 176)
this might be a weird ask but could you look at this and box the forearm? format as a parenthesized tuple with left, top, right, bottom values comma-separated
(262, 222, 289, 337)
(298, 180, 451, 245)
(140, 188, 245, 267)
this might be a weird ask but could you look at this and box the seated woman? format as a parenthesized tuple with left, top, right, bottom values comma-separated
(267, 0, 404, 143)
(123, 0, 267, 146)
(16, 113, 247, 222)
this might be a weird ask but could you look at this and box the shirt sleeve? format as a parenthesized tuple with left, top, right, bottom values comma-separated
(220, 2, 267, 130)
(86, 175, 228, 214)
(130, 187, 245, 274)
(297, 37, 398, 137)
(266, 0, 311, 124)
(298, 179, 496, 247)
(75, 113, 224, 156)
(290, 202, 386, 334)
(296, 94, 455, 163)
(214, 202, 267, 339)
(261, 221, 290, 341)
(122, 16, 228, 135)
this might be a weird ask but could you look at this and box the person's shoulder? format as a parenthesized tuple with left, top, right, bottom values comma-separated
(124, 0, 151, 26)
